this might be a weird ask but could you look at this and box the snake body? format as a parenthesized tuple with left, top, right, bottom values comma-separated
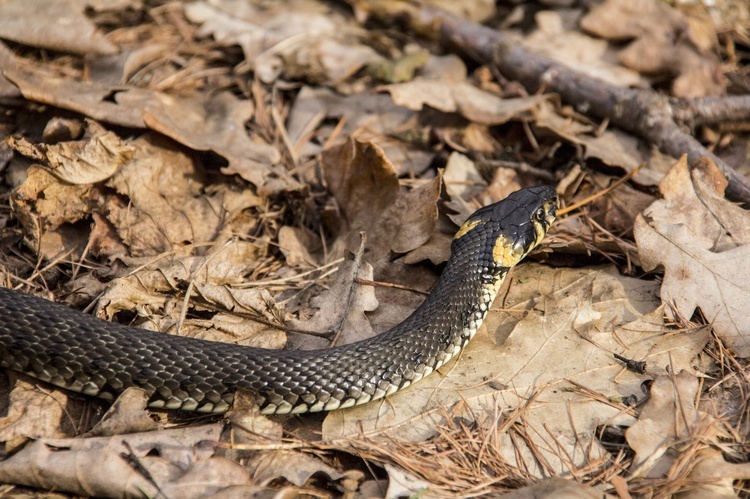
(0, 186, 556, 414)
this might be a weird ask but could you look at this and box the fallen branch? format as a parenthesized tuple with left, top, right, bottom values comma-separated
(362, 2, 750, 203)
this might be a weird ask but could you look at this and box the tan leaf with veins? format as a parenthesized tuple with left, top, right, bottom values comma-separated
(635, 156, 750, 356)
(287, 259, 378, 351)
(0, 424, 251, 497)
(323, 264, 707, 476)
(626, 371, 716, 478)
(322, 138, 440, 264)
(0, 375, 72, 450)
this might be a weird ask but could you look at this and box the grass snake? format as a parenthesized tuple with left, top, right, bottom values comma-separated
(0, 186, 557, 414)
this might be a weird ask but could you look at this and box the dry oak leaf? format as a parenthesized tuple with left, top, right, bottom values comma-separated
(625, 371, 717, 479)
(98, 250, 286, 351)
(287, 259, 378, 351)
(143, 91, 293, 196)
(103, 135, 227, 256)
(323, 264, 707, 476)
(247, 450, 343, 487)
(0, 375, 72, 451)
(635, 156, 750, 356)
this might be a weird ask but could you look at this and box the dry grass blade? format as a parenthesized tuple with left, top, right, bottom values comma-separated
(557, 163, 646, 216)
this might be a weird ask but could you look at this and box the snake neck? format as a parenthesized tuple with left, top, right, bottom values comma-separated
(386, 233, 509, 354)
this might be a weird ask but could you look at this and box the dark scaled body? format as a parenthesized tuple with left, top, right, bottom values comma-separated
(0, 185, 557, 414)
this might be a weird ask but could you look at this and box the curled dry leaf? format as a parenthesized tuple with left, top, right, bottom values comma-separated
(102, 135, 231, 256)
(6, 70, 289, 194)
(635, 157, 750, 356)
(98, 248, 285, 350)
(323, 264, 708, 477)
(84, 387, 160, 438)
(0, 425, 249, 498)
(11, 165, 92, 259)
(626, 371, 717, 478)
(322, 138, 441, 263)
(9, 130, 133, 185)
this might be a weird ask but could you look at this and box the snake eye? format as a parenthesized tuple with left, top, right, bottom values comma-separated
(535, 207, 546, 222)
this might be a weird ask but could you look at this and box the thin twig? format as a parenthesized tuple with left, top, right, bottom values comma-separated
(330, 231, 367, 347)
(557, 162, 646, 216)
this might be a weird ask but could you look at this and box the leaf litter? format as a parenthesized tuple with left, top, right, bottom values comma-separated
(0, 0, 748, 497)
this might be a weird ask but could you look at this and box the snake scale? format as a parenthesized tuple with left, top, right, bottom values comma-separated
(0, 186, 557, 414)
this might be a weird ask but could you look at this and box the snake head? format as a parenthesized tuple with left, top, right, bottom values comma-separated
(453, 185, 557, 270)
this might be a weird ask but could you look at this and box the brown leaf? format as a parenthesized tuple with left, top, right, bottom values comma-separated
(0, 41, 22, 99)
(0, 425, 248, 498)
(102, 135, 226, 256)
(681, 449, 750, 499)
(0, 374, 73, 449)
(84, 387, 160, 437)
(143, 91, 293, 195)
(625, 371, 714, 478)
(5, 67, 152, 128)
(634, 157, 750, 356)
(10, 129, 133, 185)
(323, 137, 399, 238)
(98, 249, 285, 350)
(443, 151, 486, 225)
(11, 165, 93, 260)
(286, 87, 427, 176)
(381, 80, 548, 125)
(248, 450, 343, 487)
(580, 0, 723, 98)
(278, 226, 321, 268)
(322, 138, 440, 262)
(0, 0, 117, 55)
(287, 259, 378, 350)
